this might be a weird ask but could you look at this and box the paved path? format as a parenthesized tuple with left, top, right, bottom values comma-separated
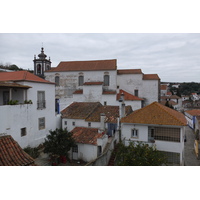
(184, 126, 200, 166)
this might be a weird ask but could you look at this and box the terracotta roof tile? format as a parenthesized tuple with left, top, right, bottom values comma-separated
(117, 69, 143, 74)
(185, 109, 200, 116)
(160, 85, 168, 90)
(86, 105, 133, 123)
(143, 74, 160, 80)
(121, 102, 187, 126)
(0, 81, 31, 89)
(0, 135, 35, 166)
(61, 102, 102, 119)
(83, 82, 103, 85)
(73, 89, 83, 94)
(71, 127, 103, 145)
(102, 90, 116, 95)
(46, 59, 117, 72)
(0, 71, 54, 84)
(117, 89, 143, 101)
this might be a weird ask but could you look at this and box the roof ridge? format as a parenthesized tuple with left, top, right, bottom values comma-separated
(85, 102, 103, 119)
(156, 102, 185, 125)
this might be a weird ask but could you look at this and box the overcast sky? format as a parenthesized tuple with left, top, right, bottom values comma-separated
(1, 33, 200, 82)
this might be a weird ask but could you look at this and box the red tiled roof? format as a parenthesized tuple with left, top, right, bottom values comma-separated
(117, 69, 143, 74)
(121, 102, 187, 126)
(0, 135, 35, 166)
(116, 89, 143, 101)
(160, 85, 168, 90)
(0, 81, 31, 89)
(71, 127, 103, 145)
(170, 95, 181, 99)
(185, 109, 200, 116)
(83, 82, 103, 85)
(143, 74, 160, 80)
(102, 90, 116, 95)
(73, 89, 83, 94)
(86, 105, 132, 123)
(0, 71, 54, 84)
(160, 100, 177, 106)
(46, 59, 117, 72)
(61, 102, 102, 119)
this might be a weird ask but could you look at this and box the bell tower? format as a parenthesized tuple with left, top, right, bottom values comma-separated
(33, 47, 51, 79)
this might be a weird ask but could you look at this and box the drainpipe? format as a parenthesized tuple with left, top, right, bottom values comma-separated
(9, 88, 13, 101)
(119, 93, 125, 143)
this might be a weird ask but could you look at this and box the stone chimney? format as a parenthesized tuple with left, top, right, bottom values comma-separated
(121, 102, 125, 118)
(99, 113, 106, 133)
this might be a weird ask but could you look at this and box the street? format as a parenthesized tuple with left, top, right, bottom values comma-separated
(184, 126, 200, 166)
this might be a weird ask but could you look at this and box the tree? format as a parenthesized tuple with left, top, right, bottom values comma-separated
(116, 141, 167, 166)
(43, 128, 76, 158)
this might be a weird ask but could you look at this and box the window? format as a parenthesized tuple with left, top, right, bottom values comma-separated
(37, 91, 46, 109)
(72, 122, 75, 126)
(104, 75, 109, 86)
(65, 121, 67, 125)
(21, 128, 26, 137)
(37, 64, 41, 74)
(153, 127, 180, 142)
(39, 117, 45, 130)
(88, 122, 91, 127)
(72, 145, 78, 153)
(79, 76, 84, 86)
(134, 89, 138, 97)
(132, 129, 138, 138)
(55, 76, 60, 86)
(104, 101, 107, 106)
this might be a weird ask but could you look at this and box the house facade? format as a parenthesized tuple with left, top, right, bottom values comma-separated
(184, 109, 200, 130)
(0, 71, 60, 148)
(121, 102, 187, 165)
(61, 101, 132, 162)
(44, 59, 160, 112)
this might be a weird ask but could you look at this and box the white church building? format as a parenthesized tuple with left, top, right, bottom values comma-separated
(36, 49, 160, 112)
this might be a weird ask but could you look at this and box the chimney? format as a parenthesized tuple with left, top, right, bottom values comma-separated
(119, 92, 124, 102)
(99, 113, 106, 132)
(121, 102, 125, 118)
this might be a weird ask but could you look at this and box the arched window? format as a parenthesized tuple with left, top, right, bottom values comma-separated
(79, 75, 84, 86)
(104, 75, 109, 86)
(37, 64, 41, 74)
(55, 76, 60, 86)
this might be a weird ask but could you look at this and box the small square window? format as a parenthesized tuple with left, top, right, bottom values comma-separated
(65, 121, 67, 125)
(88, 122, 91, 127)
(21, 128, 26, 137)
(72, 122, 75, 126)
(132, 129, 138, 138)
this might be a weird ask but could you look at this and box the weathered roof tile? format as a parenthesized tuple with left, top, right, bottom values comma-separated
(121, 102, 187, 126)
(0, 135, 35, 166)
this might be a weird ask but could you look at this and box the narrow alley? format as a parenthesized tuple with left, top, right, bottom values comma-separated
(184, 126, 200, 166)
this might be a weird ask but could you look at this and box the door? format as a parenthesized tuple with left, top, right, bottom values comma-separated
(3, 91, 9, 105)
(72, 145, 78, 160)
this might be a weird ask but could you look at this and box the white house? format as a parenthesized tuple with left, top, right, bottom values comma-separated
(61, 101, 133, 162)
(184, 109, 200, 129)
(0, 71, 60, 148)
(121, 102, 187, 165)
(117, 69, 160, 106)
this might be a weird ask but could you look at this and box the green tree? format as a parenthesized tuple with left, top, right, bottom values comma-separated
(116, 141, 167, 166)
(43, 128, 76, 158)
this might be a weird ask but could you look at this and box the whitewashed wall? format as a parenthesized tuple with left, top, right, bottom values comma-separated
(121, 123, 185, 165)
(0, 81, 60, 148)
